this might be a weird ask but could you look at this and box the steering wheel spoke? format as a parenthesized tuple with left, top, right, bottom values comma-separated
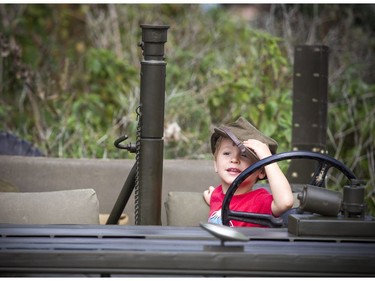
(309, 161, 332, 187)
(228, 210, 283, 228)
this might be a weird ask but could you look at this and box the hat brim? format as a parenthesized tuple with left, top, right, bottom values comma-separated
(211, 128, 260, 164)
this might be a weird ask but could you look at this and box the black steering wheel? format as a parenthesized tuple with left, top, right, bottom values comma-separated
(221, 151, 357, 227)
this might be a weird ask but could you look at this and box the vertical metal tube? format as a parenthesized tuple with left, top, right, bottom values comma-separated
(136, 24, 169, 225)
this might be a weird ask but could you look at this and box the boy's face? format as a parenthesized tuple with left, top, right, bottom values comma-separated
(214, 138, 263, 193)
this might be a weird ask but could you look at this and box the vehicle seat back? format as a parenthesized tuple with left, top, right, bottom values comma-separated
(164, 191, 209, 226)
(0, 189, 100, 224)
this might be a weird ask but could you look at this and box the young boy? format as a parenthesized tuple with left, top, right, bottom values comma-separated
(203, 117, 294, 227)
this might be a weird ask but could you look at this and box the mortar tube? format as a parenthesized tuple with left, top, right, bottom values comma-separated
(136, 24, 169, 225)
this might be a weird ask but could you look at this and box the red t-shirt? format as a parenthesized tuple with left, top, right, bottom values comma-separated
(208, 185, 273, 227)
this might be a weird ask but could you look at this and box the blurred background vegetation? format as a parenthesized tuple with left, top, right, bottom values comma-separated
(0, 4, 374, 211)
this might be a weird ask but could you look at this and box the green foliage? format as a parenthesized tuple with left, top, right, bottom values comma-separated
(0, 10, 138, 158)
(0, 4, 291, 160)
(162, 7, 292, 163)
(51, 47, 138, 158)
(327, 68, 375, 211)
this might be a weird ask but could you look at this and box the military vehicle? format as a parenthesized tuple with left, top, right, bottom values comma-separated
(0, 24, 374, 277)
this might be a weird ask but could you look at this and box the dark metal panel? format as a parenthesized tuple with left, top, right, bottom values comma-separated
(291, 45, 328, 147)
(288, 214, 375, 237)
(0, 224, 374, 276)
(287, 45, 329, 184)
(1, 242, 374, 276)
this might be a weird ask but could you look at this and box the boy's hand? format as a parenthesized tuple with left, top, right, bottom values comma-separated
(243, 139, 272, 160)
(203, 186, 215, 205)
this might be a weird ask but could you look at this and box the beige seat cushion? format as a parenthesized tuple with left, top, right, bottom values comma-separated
(0, 189, 100, 224)
(0, 179, 19, 192)
(165, 191, 209, 226)
(99, 213, 129, 225)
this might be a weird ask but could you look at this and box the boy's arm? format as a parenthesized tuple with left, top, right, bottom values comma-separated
(264, 161, 294, 216)
(243, 139, 294, 217)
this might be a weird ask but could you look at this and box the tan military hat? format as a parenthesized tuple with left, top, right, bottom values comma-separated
(210, 117, 278, 163)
